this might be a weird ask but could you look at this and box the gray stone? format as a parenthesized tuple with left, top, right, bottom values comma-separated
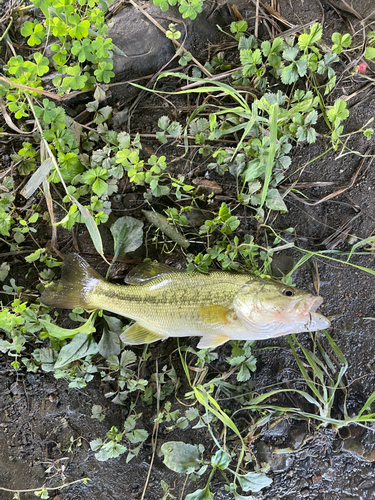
(108, 2, 236, 82)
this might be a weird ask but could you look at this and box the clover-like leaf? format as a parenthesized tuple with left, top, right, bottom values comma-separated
(68, 13, 90, 39)
(94, 60, 115, 83)
(62, 65, 88, 90)
(33, 52, 50, 76)
(21, 20, 46, 46)
(92, 37, 113, 58)
(71, 39, 96, 63)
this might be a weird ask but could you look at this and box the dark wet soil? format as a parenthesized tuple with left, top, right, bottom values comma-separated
(2, 0, 375, 499)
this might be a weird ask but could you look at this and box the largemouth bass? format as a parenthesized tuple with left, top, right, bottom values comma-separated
(40, 254, 331, 349)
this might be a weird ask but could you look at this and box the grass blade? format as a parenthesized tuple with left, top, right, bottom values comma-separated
(259, 103, 278, 211)
(21, 158, 53, 199)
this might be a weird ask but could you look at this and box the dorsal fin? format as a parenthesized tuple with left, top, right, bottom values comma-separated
(125, 262, 180, 285)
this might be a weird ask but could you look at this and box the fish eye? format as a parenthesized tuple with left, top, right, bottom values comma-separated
(282, 288, 295, 297)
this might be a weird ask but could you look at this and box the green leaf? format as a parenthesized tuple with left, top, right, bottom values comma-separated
(238, 472, 272, 493)
(341, 33, 352, 47)
(110, 216, 144, 263)
(40, 313, 96, 340)
(281, 63, 299, 84)
(90, 437, 103, 451)
(211, 450, 230, 470)
(296, 57, 308, 76)
(71, 39, 96, 63)
(95, 440, 127, 461)
(92, 37, 113, 58)
(327, 98, 349, 126)
(54, 333, 99, 369)
(161, 441, 201, 473)
(74, 199, 105, 258)
(282, 45, 299, 61)
(127, 428, 149, 444)
(152, 0, 169, 11)
(185, 485, 213, 500)
(0, 262, 10, 281)
(94, 61, 115, 83)
(98, 323, 121, 357)
(259, 103, 278, 211)
(298, 22, 322, 50)
(364, 47, 375, 60)
(21, 158, 53, 199)
(21, 20, 46, 46)
(62, 65, 88, 90)
(68, 14, 90, 39)
(33, 52, 50, 76)
(265, 188, 288, 212)
(120, 350, 137, 368)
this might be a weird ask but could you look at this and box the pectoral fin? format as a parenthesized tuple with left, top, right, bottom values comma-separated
(120, 322, 167, 345)
(197, 305, 234, 324)
(197, 334, 230, 349)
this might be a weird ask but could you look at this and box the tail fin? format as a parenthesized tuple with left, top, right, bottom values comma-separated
(40, 253, 104, 310)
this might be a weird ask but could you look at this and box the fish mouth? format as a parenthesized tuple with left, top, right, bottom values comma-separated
(293, 295, 331, 331)
(305, 311, 331, 330)
(307, 295, 323, 313)
(288, 295, 323, 315)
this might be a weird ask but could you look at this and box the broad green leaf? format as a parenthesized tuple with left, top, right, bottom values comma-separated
(54, 332, 99, 369)
(364, 47, 375, 60)
(281, 63, 299, 84)
(126, 428, 149, 444)
(90, 437, 103, 451)
(98, 324, 121, 357)
(265, 188, 287, 212)
(185, 486, 213, 500)
(110, 216, 143, 264)
(282, 45, 299, 61)
(211, 449, 230, 470)
(238, 472, 272, 493)
(21, 158, 53, 199)
(40, 313, 96, 340)
(161, 441, 201, 473)
(95, 440, 127, 461)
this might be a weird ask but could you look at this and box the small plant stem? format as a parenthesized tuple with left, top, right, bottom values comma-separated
(0, 477, 90, 493)
(141, 359, 160, 500)
(0, 18, 12, 42)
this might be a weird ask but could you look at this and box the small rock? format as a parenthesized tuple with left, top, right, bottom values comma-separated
(192, 178, 222, 195)
(109, 3, 232, 83)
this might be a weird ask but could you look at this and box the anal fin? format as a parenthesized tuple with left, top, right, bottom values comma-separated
(197, 334, 230, 349)
(120, 323, 167, 345)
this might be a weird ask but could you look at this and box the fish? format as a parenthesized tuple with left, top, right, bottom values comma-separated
(40, 253, 331, 349)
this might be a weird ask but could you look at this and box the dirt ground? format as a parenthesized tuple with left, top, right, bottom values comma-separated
(1, 0, 375, 499)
